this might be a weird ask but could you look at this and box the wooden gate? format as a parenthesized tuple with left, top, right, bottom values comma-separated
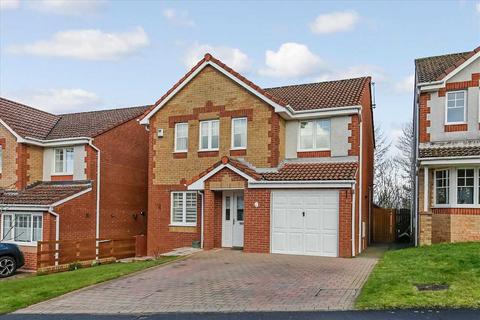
(372, 207, 396, 243)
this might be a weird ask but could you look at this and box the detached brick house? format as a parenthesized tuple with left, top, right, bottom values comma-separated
(140, 54, 374, 258)
(0, 98, 149, 268)
(413, 46, 480, 245)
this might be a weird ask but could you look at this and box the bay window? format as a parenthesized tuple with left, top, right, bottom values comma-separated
(54, 147, 74, 174)
(457, 169, 474, 204)
(231, 118, 247, 149)
(435, 169, 449, 205)
(171, 192, 197, 226)
(446, 91, 466, 124)
(174, 123, 189, 152)
(199, 120, 219, 151)
(1, 213, 43, 243)
(298, 119, 331, 151)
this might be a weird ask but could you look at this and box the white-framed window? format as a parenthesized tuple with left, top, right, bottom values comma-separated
(174, 123, 189, 152)
(171, 192, 197, 226)
(231, 118, 247, 149)
(435, 169, 449, 205)
(1, 213, 43, 244)
(446, 90, 466, 124)
(457, 168, 475, 204)
(298, 119, 331, 151)
(199, 120, 219, 151)
(54, 147, 74, 174)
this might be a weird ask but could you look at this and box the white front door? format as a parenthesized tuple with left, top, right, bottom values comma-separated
(271, 190, 339, 257)
(222, 191, 244, 248)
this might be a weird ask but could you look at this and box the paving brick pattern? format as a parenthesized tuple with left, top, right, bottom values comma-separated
(18, 250, 377, 314)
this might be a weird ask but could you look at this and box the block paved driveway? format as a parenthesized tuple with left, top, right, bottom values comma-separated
(18, 250, 377, 314)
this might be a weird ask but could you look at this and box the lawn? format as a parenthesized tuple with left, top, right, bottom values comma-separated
(0, 256, 178, 314)
(356, 242, 480, 309)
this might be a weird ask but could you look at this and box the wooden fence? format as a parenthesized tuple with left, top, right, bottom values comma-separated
(372, 207, 396, 243)
(37, 237, 137, 269)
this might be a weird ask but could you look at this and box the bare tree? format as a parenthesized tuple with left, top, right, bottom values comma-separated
(394, 122, 414, 209)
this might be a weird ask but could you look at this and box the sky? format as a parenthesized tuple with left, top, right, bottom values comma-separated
(1, 0, 479, 154)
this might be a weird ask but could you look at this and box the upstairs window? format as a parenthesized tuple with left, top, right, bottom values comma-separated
(171, 192, 197, 226)
(298, 119, 331, 151)
(457, 169, 474, 204)
(54, 147, 74, 174)
(231, 118, 247, 149)
(199, 120, 219, 151)
(174, 123, 189, 152)
(435, 169, 449, 205)
(446, 91, 466, 124)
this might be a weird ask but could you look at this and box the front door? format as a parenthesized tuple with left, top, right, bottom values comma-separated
(222, 191, 244, 248)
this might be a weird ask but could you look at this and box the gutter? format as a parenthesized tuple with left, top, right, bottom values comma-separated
(351, 180, 356, 258)
(358, 112, 363, 254)
(88, 139, 101, 259)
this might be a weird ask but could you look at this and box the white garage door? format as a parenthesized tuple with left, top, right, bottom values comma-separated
(271, 190, 339, 257)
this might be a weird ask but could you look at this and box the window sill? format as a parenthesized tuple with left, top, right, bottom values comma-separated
(173, 152, 187, 159)
(168, 225, 197, 233)
(230, 149, 247, 156)
(169, 223, 197, 227)
(51, 172, 74, 176)
(198, 150, 219, 157)
(1, 241, 38, 247)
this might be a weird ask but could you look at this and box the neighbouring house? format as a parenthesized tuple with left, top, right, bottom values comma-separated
(413, 46, 480, 245)
(0, 98, 149, 269)
(140, 53, 374, 258)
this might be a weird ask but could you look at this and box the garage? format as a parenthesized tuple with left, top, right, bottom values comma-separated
(271, 190, 339, 257)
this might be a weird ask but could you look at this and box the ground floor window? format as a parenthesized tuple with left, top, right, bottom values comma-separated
(432, 168, 480, 207)
(1, 213, 43, 243)
(171, 192, 197, 226)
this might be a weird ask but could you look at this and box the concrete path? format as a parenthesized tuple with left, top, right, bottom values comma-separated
(16, 249, 377, 314)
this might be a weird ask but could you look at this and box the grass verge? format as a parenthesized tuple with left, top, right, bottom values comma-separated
(356, 242, 480, 309)
(0, 256, 178, 314)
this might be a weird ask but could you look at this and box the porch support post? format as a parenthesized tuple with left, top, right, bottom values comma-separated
(424, 167, 429, 213)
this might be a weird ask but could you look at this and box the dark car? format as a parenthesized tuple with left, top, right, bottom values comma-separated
(0, 243, 25, 278)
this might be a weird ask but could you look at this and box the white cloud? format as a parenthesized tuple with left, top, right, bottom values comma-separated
(162, 8, 195, 27)
(183, 43, 250, 72)
(8, 27, 149, 60)
(394, 74, 415, 94)
(476, 2, 480, 13)
(0, 0, 20, 10)
(259, 42, 325, 78)
(9, 88, 102, 114)
(310, 10, 359, 34)
(28, 0, 105, 15)
(315, 64, 386, 82)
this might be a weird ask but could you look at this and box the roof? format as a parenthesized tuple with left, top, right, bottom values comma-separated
(141, 53, 372, 122)
(188, 157, 358, 188)
(0, 97, 60, 139)
(419, 141, 480, 159)
(0, 181, 92, 206)
(262, 162, 358, 181)
(46, 106, 150, 139)
(415, 46, 480, 83)
(264, 77, 370, 111)
(0, 97, 150, 140)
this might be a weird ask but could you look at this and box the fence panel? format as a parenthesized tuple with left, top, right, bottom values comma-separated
(37, 237, 137, 269)
(372, 207, 396, 243)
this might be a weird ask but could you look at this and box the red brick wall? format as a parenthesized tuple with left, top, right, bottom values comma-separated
(297, 150, 331, 158)
(15, 143, 28, 189)
(94, 118, 148, 239)
(419, 93, 431, 143)
(339, 189, 353, 258)
(19, 246, 37, 270)
(359, 79, 374, 251)
(444, 124, 468, 132)
(348, 115, 360, 156)
(243, 188, 271, 253)
(55, 190, 96, 241)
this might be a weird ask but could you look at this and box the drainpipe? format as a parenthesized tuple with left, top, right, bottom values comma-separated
(88, 140, 101, 258)
(358, 113, 363, 254)
(198, 191, 204, 249)
(47, 207, 59, 266)
(351, 181, 356, 257)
